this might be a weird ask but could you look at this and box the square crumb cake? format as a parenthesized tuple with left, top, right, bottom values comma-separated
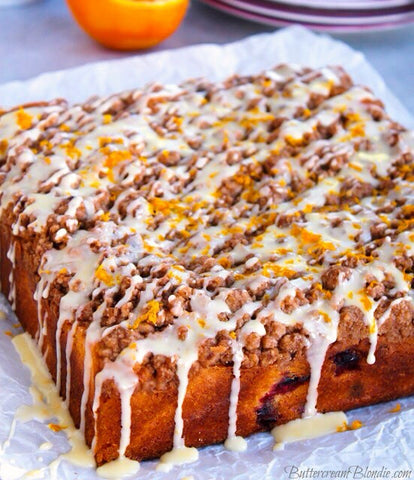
(0, 64, 413, 467)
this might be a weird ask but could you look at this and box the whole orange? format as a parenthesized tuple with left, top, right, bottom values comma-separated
(66, 0, 190, 50)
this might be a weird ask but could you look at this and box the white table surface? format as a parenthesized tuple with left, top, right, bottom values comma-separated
(0, 0, 413, 114)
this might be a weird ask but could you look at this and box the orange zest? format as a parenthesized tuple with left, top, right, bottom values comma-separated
(389, 403, 401, 413)
(336, 419, 364, 432)
(16, 108, 33, 130)
(130, 300, 160, 328)
(66, 0, 190, 50)
(48, 423, 67, 432)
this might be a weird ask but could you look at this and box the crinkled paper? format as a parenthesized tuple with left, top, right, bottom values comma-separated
(0, 25, 413, 480)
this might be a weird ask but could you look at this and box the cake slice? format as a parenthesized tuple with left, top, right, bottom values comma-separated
(0, 64, 413, 466)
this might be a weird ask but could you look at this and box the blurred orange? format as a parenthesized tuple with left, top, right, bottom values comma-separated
(66, 0, 190, 50)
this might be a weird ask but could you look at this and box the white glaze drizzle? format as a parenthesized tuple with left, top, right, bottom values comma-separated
(6, 333, 95, 478)
(157, 354, 199, 471)
(6, 241, 16, 310)
(272, 411, 348, 448)
(224, 341, 247, 452)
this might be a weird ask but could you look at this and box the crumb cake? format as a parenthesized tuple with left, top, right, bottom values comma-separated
(0, 64, 413, 465)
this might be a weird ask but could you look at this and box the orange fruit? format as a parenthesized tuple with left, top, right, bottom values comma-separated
(66, 0, 190, 50)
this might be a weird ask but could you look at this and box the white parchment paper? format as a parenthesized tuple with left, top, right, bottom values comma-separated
(0, 26, 413, 480)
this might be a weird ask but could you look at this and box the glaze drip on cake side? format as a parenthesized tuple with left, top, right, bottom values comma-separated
(0, 64, 413, 466)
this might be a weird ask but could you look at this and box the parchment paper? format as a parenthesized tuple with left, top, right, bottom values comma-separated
(0, 25, 413, 480)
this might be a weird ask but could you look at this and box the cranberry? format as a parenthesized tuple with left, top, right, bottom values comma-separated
(332, 348, 360, 375)
(256, 402, 278, 428)
(256, 374, 309, 428)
